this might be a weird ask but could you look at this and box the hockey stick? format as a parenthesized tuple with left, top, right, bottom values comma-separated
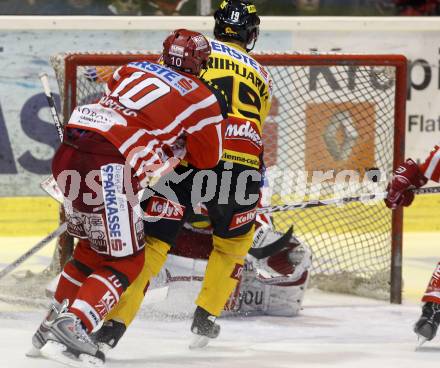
(39, 72, 63, 141)
(39, 73, 66, 202)
(38, 73, 77, 276)
(0, 223, 68, 280)
(256, 186, 440, 214)
(248, 187, 440, 258)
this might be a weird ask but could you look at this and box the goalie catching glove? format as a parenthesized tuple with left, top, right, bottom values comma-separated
(247, 224, 312, 286)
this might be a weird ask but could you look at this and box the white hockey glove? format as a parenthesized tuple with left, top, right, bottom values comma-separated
(247, 225, 312, 286)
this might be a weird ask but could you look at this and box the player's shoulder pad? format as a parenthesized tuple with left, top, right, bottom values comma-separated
(200, 78, 229, 119)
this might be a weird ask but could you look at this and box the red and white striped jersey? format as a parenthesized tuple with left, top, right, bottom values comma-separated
(67, 60, 227, 186)
(420, 145, 440, 182)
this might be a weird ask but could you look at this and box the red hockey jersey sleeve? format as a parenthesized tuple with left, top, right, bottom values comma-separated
(420, 145, 440, 182)
(184, 119, 225, 169)
(183, 82, 228, 169)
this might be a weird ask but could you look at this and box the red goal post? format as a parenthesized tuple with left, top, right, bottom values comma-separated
(51, 52, 407, 303)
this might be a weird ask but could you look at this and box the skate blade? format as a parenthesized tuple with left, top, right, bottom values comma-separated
(97, 342, 112, 354)
(25, 346, 43, 358)
(189, 334, 210, 350)
(415, 336, 428, 351)
(41, 340, 104, 368)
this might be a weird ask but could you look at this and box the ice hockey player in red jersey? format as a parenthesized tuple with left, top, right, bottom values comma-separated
(28, 29, 228, 367)
(385, 146, 440, 343)
(89, 0, 311, 353)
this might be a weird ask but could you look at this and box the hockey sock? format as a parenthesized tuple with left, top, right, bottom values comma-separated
(104, 236, 170, 326)
(196, 228, 254, 316)
(54, 260, 90, 305)
(70, 268, 126, 332)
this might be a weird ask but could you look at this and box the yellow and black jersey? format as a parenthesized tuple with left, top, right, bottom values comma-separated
(201, 38, 273, 169)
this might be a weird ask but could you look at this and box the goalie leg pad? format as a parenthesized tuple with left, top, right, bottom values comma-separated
(225, 265, 310, 317)
(196, 227, 254, 317)
(225, 228, 312, 317)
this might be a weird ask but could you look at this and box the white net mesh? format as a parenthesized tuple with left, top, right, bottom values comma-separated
(48, 51, 404, 301)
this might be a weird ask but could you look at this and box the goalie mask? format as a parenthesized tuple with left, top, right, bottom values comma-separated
(214, 0, 260, 52)
(162, 29, 211, 75)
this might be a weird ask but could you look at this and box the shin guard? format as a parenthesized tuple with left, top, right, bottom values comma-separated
(54, 261, 89, 305)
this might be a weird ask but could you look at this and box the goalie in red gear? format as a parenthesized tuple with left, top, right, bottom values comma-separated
(29, 29, 228, 366)
(385, 146, 440, 343)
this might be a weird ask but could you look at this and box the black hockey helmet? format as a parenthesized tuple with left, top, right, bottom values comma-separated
(214, 0, 260, 52)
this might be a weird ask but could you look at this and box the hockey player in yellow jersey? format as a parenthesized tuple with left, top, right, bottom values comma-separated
(204, 0, 272, 170)
(92, 0, 275, 350)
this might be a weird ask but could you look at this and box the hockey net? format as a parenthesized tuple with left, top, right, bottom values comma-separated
(47, 51, 406, 303)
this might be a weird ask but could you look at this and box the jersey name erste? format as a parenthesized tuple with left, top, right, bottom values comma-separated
(203, 39, 273, 169)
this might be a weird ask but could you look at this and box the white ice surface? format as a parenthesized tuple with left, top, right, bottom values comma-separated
(1, 288, 438, 368)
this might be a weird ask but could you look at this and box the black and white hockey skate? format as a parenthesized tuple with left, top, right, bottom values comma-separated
(414, 302, 440, 346)
(26, 299, 68, 358)
(91, 319, 127, 353)
(40, 312, 105, 368)
(189, 306, 220, 349)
